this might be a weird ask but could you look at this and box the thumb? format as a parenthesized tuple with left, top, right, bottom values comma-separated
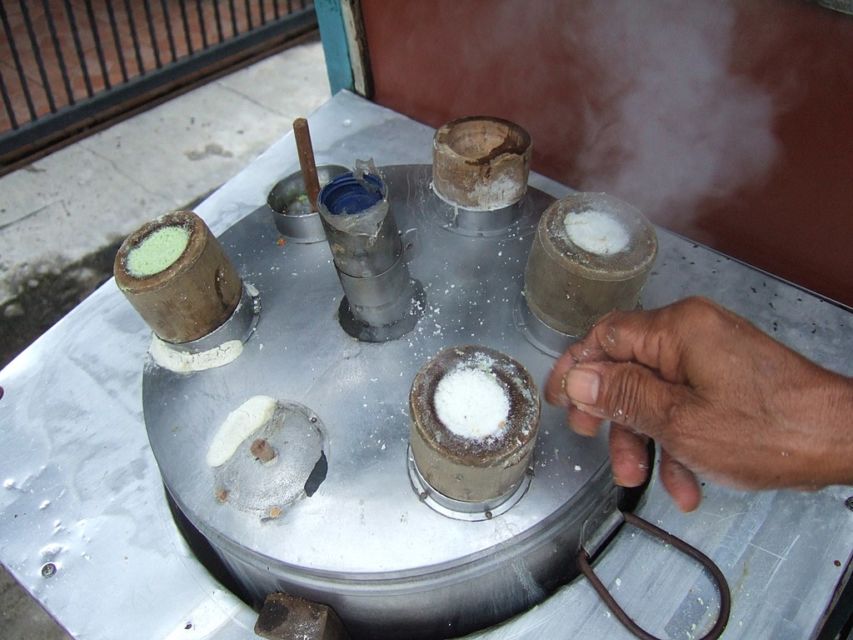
(562, 362, 687, 438)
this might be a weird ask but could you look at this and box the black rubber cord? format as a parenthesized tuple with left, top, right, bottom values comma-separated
(578, 511, 731, 640)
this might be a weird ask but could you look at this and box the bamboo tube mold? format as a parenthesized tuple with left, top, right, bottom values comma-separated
(114, 211, 257, 350)
(523, 193, 657, 339)
(267, 165, 349, 243)
(432, 116, 532, 210)
(408, 346, 540, 517)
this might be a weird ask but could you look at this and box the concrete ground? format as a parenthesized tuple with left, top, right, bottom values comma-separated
(0, 36, 329, 638)
(0, 35, 330, 370)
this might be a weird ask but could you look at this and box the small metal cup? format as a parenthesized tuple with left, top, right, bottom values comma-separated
(267, 165, 349, 243)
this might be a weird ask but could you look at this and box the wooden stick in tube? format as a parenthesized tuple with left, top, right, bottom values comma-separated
(293, 117, 321, 211)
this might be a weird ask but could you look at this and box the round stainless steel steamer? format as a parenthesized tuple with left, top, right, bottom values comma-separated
(143, 165, 644, 639)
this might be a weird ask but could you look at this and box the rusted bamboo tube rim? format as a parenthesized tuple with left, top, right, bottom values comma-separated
(524, 193, 658, 336)
(432, 116, 532, 211)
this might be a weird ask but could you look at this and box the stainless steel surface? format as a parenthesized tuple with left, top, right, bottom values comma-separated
(428, 185, 553, 239)
(169, 282, 260, 354)
(146, 164, 611, 574)
(209, 400, 327, 518)
(429, 190, 523, 235)
(0, 91, 851, 640)
(514, 294, 576, 357)
(336, 252, 415, 327)
(337, 277, 425, 344)
(405, 446, 534, 521)
(580, 494, 624, 559)
(145, 164, 618, 638)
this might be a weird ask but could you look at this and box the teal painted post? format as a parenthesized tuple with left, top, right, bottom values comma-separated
(315, 0, 354, 94)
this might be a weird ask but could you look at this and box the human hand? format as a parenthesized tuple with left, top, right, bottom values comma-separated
(545, 297, 853, 512)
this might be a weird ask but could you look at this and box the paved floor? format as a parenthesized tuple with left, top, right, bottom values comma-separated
(0, 36, 329, 637)
(0, 35, 329, 368)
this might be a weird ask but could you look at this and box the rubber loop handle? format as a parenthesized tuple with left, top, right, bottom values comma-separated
(578, 511, 731, 640)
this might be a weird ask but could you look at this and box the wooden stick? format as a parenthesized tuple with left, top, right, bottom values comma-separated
(293, 117, 321, 211)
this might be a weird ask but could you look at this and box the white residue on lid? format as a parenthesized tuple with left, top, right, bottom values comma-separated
(564, 210, 630, 255)
(434, 367, 510, 440)
(149, 336, 243, 373)
(206, 395, 278, 467)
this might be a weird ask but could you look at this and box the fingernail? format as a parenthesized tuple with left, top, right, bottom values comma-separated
(564, 367, 600, 406)
(552, 375, 570, 407)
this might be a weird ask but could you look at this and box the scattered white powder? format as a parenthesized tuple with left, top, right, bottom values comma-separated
(564, 210, 630, 255)
(467, 173, 524, 210)
(432, 173, 523, 211)
(206, 395, 278, 467)
(126, 226, 190, 277)
(149, 336, 243, 373)
(434, 367, 510, 439)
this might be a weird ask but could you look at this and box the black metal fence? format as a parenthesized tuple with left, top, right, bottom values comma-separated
(0, 0, 316, 171)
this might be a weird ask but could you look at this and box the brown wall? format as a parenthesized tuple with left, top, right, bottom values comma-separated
(361, 0, 853, 307)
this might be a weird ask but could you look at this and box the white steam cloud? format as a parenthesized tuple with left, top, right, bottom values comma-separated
(566, 2, 779, 228)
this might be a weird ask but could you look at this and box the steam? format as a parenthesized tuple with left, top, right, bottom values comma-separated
(567, 1, 779, 228)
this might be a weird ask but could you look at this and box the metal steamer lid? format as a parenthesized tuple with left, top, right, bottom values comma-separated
(143, 165, 621, 634)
